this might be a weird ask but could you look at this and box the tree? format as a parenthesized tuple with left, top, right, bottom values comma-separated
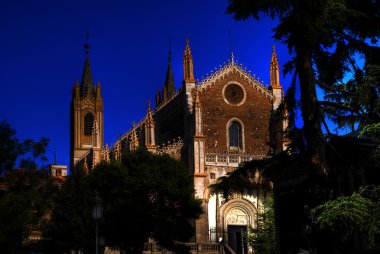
(312, 185, 380, 251)
(227, 0, 380, 176)
(0, 120, 19, 174)
(44, 170, 94, 254)
(246, 198, 276, 254)
(46, 148, 203, 253)
(91, 149, 203, 252)
(0, 168, 55, 253)
(321, 49, 380, 133)
(0, 120, 52, 253)
(0, 119, 49, 173)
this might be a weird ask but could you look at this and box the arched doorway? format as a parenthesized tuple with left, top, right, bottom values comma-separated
(219, 199, 257, 254)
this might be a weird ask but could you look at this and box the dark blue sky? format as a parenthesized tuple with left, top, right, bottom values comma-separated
(1, 0, 294, 168)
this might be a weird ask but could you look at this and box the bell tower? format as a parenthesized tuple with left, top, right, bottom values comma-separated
(70, 43, 104, 169)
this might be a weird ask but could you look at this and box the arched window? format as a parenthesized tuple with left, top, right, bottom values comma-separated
(229, 121, 242, 149)
(84, 113, 94, 136)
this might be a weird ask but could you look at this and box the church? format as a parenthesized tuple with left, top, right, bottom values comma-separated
(70, 38, 286, 251)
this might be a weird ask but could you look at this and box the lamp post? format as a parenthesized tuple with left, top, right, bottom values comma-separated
(92, 194, 103, 254)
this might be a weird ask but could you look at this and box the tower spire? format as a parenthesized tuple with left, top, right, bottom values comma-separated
(270, 45, 281, 89)
(270, 45, 283, 111)
(183, 38, 195, 83)
(81, 35, 94, 97)
(163, 42, 176, 101)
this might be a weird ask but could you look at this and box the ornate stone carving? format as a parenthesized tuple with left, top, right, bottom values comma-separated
(157, 137, 183, 160)
(81, 98, 94, 109)
(226, 208, 248, 225)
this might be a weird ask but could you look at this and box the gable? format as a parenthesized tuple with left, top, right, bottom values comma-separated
(198, 63, 273, 156)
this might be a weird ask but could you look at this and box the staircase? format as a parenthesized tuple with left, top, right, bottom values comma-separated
(143, 243, 223, 254)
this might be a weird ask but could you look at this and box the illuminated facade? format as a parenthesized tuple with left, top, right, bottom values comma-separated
(70, 40, 286, 250)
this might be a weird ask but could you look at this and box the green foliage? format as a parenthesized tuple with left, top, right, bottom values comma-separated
(323, 61, 380, 132)
(19, 137, 49, 170)
(46, 148, 203, 253)
(45, 170, 94, 253)
(0, 120, 52, 252)
(0, 169, 55, 253)
(0, 191, 33, 252)
(312, 186, 380, 245)
(94, 149, 203, 250)
(0, 119, 49, 173)
(360, 122, 380, 138)
(246, 198, 276, 254)
(227, 0, 380, 175)
(0, 120, 19, 173)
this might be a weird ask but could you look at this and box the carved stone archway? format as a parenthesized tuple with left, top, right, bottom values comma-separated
(219, 198, 257, 231)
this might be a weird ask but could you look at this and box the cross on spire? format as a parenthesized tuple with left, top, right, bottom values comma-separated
(168, 37, 172, 63)
(84, 31, 92, 55)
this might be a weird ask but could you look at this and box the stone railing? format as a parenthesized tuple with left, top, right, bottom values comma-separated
(22, 231, 42, 246)
(156, 137, 184, 158)
(205, 153, 266, 167)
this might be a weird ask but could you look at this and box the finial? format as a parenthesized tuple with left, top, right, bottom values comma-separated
(270, 44, 281, 89)
(132, 121, 136, 128)
(148, 100, 151, 110)
(183, 38, 195, 83)
(230, 52, 235, 64)
(271, 44, 279, 65)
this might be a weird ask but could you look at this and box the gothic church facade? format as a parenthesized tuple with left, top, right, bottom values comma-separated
(70, 39, 286, 248)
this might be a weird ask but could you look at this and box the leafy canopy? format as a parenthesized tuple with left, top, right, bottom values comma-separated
(46, 148, 203, 253)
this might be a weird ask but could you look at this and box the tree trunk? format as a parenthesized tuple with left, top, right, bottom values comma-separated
(295, 47, 328, 177)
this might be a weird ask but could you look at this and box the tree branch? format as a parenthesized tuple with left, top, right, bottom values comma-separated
(318, 100, 361, 115)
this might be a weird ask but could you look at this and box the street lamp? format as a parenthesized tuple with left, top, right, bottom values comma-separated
(92, 194, 103, 254)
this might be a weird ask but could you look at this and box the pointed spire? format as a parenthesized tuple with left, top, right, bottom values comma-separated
(115, 141, 121, 162)
(145, 100, 156, 150)
(163, 46, 176, 101)
(96, 81, 102, 98)
(83, 156, 88, 174)
(81, 43, 94, 97)
(156, 90, 162, 107)
(104, 144, 110, 162)
(146, 100, 154, 127)
(130, 122, 139, 151)
(270, 45, 281, 89)
(183, 38, 195, 83)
